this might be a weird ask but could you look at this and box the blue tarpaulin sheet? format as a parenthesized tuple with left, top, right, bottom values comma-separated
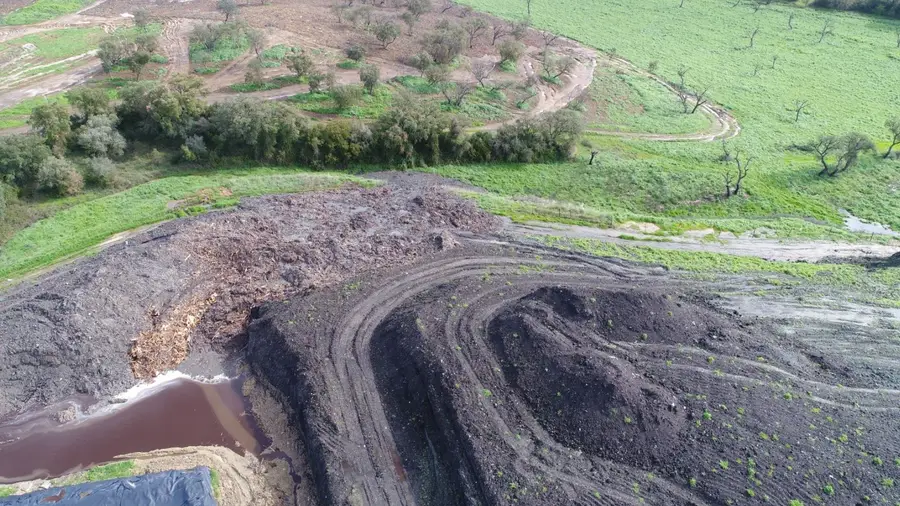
(0, 466, 217, 505)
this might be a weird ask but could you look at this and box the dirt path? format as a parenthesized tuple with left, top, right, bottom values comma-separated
(507, 221, 898, 262)
(161, 17, 191, 77)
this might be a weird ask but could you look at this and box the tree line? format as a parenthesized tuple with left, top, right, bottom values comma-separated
(0, 76, 583, 206)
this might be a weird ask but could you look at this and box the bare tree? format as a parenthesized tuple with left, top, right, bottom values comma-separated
(677, 88, 690, 113)
(491, 23, 509, 45)
(896, 27, 900, 48)
(525, 0, 533, 16)
(441, 81, 474, 106)
(731, 0, 742, 6)
(331, 3, 349, 23)
(790, 99, 809, 122)
(689, 86, 709, 114)
(747, 27, 760, 48)
(676, 65, 689, 89)
(679, 0, 685, 7)
(542, 51, 576, 80)
(771, 55, 778, 68)
(751, 0, 771, 13)
(721, 142, 753, 198)
(440, 0, 454, 13)
(884, 117, 900, 158)
(818, 19, 833, 43)
(788, 12, 795, 30)
(752, 63, 762, 76)
(464, 18, 488, 48)
(810, 133, 874, 176)
(541, 30, 559, 48)
(471, 60, 495, 87)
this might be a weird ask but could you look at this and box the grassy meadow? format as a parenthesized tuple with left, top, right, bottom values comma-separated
(447, 0, 900, 235)
(0, 0, 87, 25)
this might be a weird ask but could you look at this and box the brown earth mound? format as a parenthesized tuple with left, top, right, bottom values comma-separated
(0, 180, 499, 418)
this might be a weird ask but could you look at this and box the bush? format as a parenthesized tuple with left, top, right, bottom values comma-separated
(84, 156, 116, 186)
(0, 134, 53, 192)
(498, 39, 525, 65)
(359, 64, 380, 94)
(332, 85, 364, 111)
(345, 44, 367, 62)
(422, 22, 466, 64)
(75, 114, 127, 157)
(408, 52, 434, 74)
(37, 157, 83, 196)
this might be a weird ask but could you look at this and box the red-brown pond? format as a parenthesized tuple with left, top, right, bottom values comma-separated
(0, 376, 270, 484)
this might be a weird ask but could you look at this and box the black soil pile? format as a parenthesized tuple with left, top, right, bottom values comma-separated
(248, 244, 900, 506)
(0, 182, 499, 419)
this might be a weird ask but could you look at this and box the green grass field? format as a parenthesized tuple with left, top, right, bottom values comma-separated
(0, 93, 67, 129)
(587, 66, 712, 135)
(289, 85, 393, 119)
(0, 170, 371, 280)
(449, 0, 900, 236)
(0, 0, 87, 25)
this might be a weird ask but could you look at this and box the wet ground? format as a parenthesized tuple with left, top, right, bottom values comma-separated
(0, 377, 268, 483)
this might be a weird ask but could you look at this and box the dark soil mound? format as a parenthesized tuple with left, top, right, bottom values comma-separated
(248, 245, 900, 506)
(487, 287, 686, 469)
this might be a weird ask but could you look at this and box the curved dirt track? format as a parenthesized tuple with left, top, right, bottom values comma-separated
(247, 237, 900, 506)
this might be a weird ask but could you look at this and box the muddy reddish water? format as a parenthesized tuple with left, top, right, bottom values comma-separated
(0, 378, 270, 484)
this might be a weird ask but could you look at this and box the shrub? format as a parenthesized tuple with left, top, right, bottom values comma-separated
(359, 64, 380, 94)
(37, 157, 83, 196)
(422, 22, 466, 64)
(308, 72, 326, 93)
(498, 39, 525, 65)
(0, 134, 53, 191)
(408, 52, 435, 74)
(331, 85, 364, 111)
(75, 114, 127, 158)
(84, 156, 116, 186)
(345, 44, 367, 62)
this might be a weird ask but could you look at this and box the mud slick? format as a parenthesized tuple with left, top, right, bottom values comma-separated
(247, 244, 900, 506)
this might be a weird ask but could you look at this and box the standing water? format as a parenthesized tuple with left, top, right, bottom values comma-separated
(0, 377, 270, 484)
(840, 209, 900, 237)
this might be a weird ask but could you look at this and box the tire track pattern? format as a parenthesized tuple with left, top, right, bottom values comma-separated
(247, 241, 899, 506)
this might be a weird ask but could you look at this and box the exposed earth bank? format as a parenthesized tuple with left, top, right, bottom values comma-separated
(0, 180, 499, 419)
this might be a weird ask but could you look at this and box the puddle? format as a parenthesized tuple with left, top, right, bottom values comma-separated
(840, 209, 899, 237)
(0, 377, 270, 484)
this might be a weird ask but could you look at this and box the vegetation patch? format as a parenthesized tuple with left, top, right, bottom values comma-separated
(458, 0, 900, 235)
(0, 170, 369, 280)
(1, 0, 87, 25)
(289, 85, 392, 119)
(229, 75, 302, 93)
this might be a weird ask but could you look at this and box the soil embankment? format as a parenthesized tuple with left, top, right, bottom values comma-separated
(0, 181, 499, 420)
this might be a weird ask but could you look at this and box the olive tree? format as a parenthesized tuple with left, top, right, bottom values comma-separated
(29, 102, 71, 155)
(359, 64, 380, 94)
(217, 0, 239, 22)
(498, 39, 525, 65)
(37, 157, 83, 196)
(286, 49, 313, 78)
(422, 22, 466, 64)
(372, 20, 400, 48)
(76, 114, 127, 157)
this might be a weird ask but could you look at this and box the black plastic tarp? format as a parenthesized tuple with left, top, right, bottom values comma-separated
(0, 466, 217, 505)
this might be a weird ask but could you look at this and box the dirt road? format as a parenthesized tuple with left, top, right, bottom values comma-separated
(509, 221, 898, 262)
